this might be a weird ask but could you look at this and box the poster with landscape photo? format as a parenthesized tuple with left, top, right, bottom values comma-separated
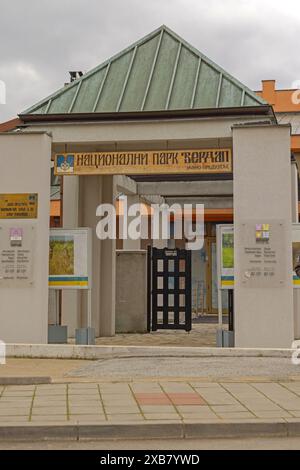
(222, 232, 234, 269)
(49, 235, 74, 276)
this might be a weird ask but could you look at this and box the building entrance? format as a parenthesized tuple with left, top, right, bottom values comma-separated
(192, 223, 228, 316)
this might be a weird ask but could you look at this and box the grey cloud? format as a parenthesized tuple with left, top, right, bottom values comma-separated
(0, 0, 299, 121)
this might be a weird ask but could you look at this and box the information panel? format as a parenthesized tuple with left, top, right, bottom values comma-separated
(0, 223, 35, 287)
(292, 223, 300, 288)
(49, 228, 92, 289)
(238, 220, 286, 288)
(0, 193, 38, 219)
(218, 223, 298, 289)
(217, 224, 234, 289)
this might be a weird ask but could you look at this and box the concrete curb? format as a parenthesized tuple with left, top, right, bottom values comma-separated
(0, 420, 299, 441)
(0, 376, 51, 385)
(5, 344, 296, 360)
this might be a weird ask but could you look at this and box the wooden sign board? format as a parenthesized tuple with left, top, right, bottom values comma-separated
(54, 149, 232, 176)
(0, 193, 38, 219)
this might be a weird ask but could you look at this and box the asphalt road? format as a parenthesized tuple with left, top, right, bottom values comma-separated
(67, 356, 300, 380)
(0, 437, 300, 450)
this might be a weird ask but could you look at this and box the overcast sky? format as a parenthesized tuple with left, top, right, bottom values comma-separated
(0, 0, 300, 121)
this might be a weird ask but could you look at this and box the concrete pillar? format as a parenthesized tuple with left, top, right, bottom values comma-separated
(233, 125, 294, 348)
(0, 132, 51, 343)
(122, 195, 141, 250)
(77, 174, 116, 337)
(99, 176, 116, 336)
(152, 208, 168, 248)
(61, 175, 81, 337)
(79, 175, 102, 336)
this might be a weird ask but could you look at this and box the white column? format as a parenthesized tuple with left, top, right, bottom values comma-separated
(61, 175, 81, 337)
(233, 125, 294, 348)
(99, 176, 116, 336)
(78, 175, 116, 337)
(79, 175, 102, 336)
(152, 206, 168, 248)
(122, 195, 141, 250)
(0, 133, 51, 343)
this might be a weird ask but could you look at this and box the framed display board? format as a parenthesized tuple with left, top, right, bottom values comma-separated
(293, 223, 300, 288)
(217, 224, 234, 290)
(49, 228, 92, 290)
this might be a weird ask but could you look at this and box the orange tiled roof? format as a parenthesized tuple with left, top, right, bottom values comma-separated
(0, 117, 22, 132)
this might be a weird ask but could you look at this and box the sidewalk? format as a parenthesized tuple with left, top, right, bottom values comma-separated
(2, 351, 300, 440)
(1, 380, 300, 439)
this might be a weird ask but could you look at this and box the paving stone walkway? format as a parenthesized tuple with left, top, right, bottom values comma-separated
(91, 323, 217, 348)
(1, 380, 300, 425)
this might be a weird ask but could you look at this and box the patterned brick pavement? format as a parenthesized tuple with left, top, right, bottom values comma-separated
(1, 380, 300, 425)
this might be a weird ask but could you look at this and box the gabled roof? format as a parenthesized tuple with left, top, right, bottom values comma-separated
(21, 25, 266, 116)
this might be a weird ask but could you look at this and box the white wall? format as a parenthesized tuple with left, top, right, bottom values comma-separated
(0, 132, 51, 343)
(25, 115, 271, 145)
(233, 125, 294, 348)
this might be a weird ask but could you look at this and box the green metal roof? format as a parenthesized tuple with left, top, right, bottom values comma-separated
(21, 25, 266, 116)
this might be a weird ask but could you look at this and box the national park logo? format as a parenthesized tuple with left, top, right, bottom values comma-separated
(56, 154, 75, 174)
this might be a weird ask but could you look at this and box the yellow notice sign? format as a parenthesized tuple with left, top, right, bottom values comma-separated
(0, 193, 38, 219)
(54, 149, 232, 176)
